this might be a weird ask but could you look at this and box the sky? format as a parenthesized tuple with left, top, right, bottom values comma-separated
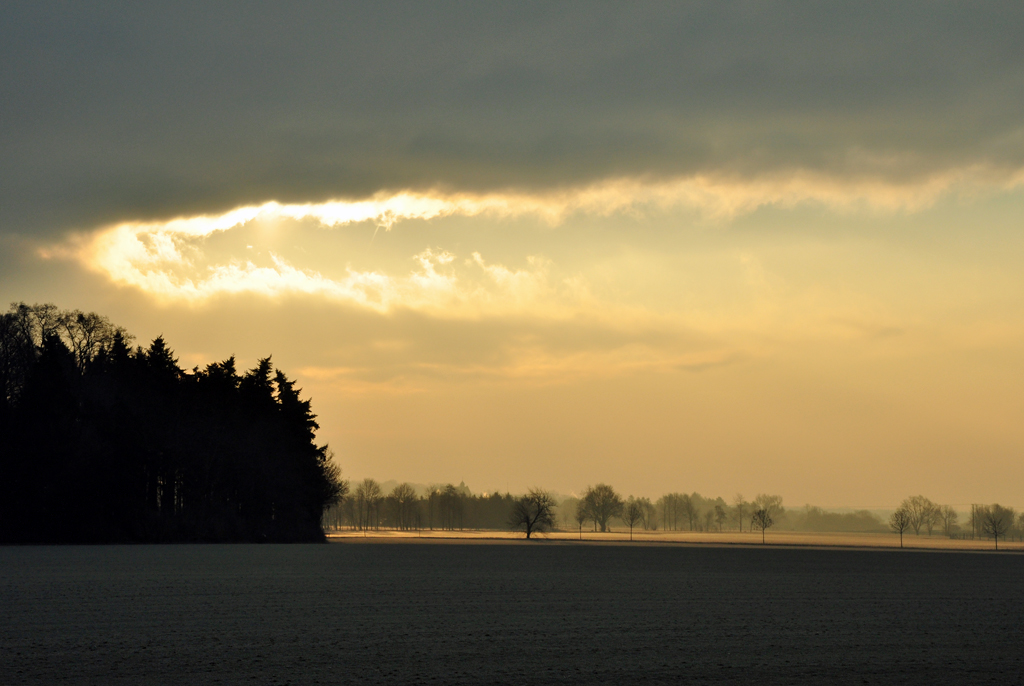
(3, 3, 1024, 509)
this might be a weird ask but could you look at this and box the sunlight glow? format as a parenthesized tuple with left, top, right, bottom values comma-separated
(54, 167, 1021, 308)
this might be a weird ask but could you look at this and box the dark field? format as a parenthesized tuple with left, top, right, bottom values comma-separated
(2, 541, 1023, 685)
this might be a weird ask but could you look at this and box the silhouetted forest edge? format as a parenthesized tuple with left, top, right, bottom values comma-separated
(1, 304, 343, 544)
(3, 303, 1020, 549)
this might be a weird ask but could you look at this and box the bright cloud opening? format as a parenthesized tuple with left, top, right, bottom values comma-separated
(48, 167, 1024, 309)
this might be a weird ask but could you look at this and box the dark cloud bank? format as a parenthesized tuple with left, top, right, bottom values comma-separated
(3, 2, 1023, 236)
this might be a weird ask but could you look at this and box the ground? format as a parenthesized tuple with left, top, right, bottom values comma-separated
(2, 541, 1022, 684)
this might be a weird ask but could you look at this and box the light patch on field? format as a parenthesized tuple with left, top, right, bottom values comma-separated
(327, 529, 1024, 551)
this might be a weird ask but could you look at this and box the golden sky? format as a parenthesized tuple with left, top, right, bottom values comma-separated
(3, 4, 1023, 507)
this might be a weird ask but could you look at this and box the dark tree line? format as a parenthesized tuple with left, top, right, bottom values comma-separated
(0, 303, 344, 543)
(322, 479, 518, 532)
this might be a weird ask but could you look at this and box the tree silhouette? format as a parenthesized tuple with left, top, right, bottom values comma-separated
(900, 495, 935, 536)
(574, 499, 590, 539)
(714, 504, 728, 532)
(622, 498, 644, 541)
(355, 479, 382, 531)
(939, 505, 958, 537)
(582, 484, 623, 532)
(981, 505, 1014, 550)
(751, 509, 774, 544)
(390, 483, 418, 530)
(732, 494, 747, 532)
(0, 303, 343, 544)
(636, 497, 657, 531)
(702, 508, 715, 532)
(509, 489, 557, 539)
(889, 508, 911, 548)
(657, 493, 682, 530)
(753, 494, 784, 520)
(680, 493, 699, 531)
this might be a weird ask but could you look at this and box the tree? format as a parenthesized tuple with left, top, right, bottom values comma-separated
(582, 484, 623, 533)
(440, 483, 465, 530)
(1, 303, 343, 544)
(657, 493, 682, 530)
(390, 483, 418, 530)
(702, 508, 715, 532)
(981, 504, 1014, 550)
(889, 508, 911, 548)
(57, 309, 127, 370)
(732, 494, 747, 532)
(319, 448, 349, 531)
(923, 502, 941, 536)
(900, 495, 935, 536)
(939, 505, 958, 537)
(753, 494, 784, 520)
(355, 478, 383, 531)
(622, 497, 644, 541)
(714, 504, 728, 532)
(751, 509, 774, 544)
(425, 486, 440, 530)
(574, 499, 590, 539)
(637, 497, 657, 531)
(680, 493, 700, 531)
(509, 489, 557, 539)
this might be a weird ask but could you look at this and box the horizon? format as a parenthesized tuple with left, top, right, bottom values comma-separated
(3, 4, 1024, 509)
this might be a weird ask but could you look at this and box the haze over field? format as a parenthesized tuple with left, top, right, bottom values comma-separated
(3, 4, 1024, 508)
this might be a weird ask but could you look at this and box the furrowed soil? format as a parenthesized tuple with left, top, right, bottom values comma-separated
(2, 541, 1022, 685)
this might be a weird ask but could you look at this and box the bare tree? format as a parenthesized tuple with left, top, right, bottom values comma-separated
(638, 497, 658, 531)
(582, 484, 623, 532)
(425, 486, 441, 530)
(923, 502, 941, 536)
(714, 504, 728, 532)
(900, 495, 935, 536)
(574, 498, 590, 540)
(354, 478, 383, 531)
(751, 509, 774, 544)
(319, 452, 350, 532)
(889, 508, 911, 548)
(390, 483, 418, 530)
(939, 505, 958, 537)
(981, 504, 1014, 550)
(732, 494, 747, 532)
(753, 494, 784, 519)
(438, 483, 466, 530)
(680, 493, 699, 531)
(658, 493, 683, 530)
(622, 497, 644, 541)
(702, 508, 715, 532)
(509, 489, 557, 539)
(57, 310, 129, 370)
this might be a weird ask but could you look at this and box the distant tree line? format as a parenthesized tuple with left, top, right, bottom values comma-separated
(322, 478, 516, 532)
(0, 303, 344, 543)
(326, 478, 1024, 549)
(890, 496, 1022, 549)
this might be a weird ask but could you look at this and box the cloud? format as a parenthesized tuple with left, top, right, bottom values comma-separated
(4, 3, 1024, 237)
(47, 167, 1002, 310)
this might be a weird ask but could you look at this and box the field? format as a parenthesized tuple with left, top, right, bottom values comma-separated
(330, 527, 1024, 551)
(2, 540, 1023, 684)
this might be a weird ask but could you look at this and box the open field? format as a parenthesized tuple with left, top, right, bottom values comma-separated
(329, 527, 1024, 551)
(3, 542, 1023, 684)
